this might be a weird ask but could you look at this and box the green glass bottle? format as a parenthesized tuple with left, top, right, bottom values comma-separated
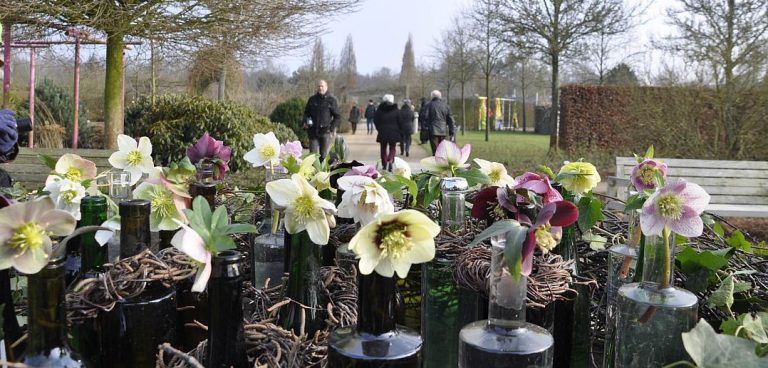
(207, 250, 248, 368)
(80, 195, 108, 275)
(22, 257, 83, 367)
(119, 199, 151, 258)
(279, 231, 326, 336)
(328, 272, 422, 367)
(0, 269, 23, 361)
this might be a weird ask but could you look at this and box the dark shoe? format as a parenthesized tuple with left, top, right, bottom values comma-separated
(406, 151, 409, 157)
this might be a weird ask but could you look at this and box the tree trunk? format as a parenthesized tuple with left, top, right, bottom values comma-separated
(521, 61, 527, 133)
(150, 39, 156, 106)
(104, 32, 125, 150)
(549, 53, 559, 150)
(460, 82, 465, 135)
(485, 73, 490, 142)
(218, 67, 226, 101)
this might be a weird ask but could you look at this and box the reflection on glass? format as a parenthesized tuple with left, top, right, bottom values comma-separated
(109, 171, 131, 202)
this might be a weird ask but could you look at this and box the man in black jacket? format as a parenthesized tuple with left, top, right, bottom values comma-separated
(424, 90, 455, 155)
(303, 80, 341, 161)
(364, 99, 376, 135)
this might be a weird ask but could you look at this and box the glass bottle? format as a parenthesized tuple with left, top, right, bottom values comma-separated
(279, 230, 326, 336)
(550, 185, 590, 368)
(99, 199, 178, 368)
(329, 272, 422, 367)
(603, 209, 639, 368)
(190, 161, 217, 209)
(207, 250, 248, 368)
(458, 237, 554, 367)
(422, 177, 475, 368)
(22, 257, 83, 367)
(614, 233, 698, 367)
(79, 195, 108, 275)
(0, 269, 23, 361)
(252, 165, 287, 288)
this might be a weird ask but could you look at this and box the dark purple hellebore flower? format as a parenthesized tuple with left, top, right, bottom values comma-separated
(186, 132, 232, 180)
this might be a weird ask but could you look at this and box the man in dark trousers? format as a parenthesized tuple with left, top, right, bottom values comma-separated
(418, 97, 429, 144)
(348, 102, 361, 135)
(364, 99, 376, 135)
(424, 90, 455, 155)
(304, 80, 341, 161)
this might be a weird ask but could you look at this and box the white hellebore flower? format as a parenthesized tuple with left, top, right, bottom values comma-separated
(474, 158, 517, 187)
(108, 134, 154, 185)
(45, 153, 98, 186)
(337, 175, 395, 226)
(391, 157, 412, 179)
(349, 210, 440, 278)
(43, 178, 87, 220)
(170, 219, 212, 292)
(0, 197, 76, 274)
(244, 132, 281, 168)
(311, 171, 332, 192)
(266, 174, 337, 245)
(133, 182, 185, 231)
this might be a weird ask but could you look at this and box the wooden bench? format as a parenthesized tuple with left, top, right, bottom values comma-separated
(606, 157, 768, 218)
(0, 148, 113, 189)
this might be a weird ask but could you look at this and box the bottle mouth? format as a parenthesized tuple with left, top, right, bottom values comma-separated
(119, 199, 151, 217)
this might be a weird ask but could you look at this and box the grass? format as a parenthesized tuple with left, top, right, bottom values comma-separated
(451, 131, 551, 175)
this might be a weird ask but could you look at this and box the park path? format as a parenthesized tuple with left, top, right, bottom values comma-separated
(338, 131, 429, 172)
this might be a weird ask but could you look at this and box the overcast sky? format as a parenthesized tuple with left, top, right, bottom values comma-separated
(270, 0, 674, 77)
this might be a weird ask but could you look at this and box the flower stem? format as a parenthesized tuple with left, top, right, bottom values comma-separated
(269, 164, 279, 235)
(660, 227, 671, 289)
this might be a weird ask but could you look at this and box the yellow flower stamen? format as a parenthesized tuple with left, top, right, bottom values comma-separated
(8, 222, 48, 253)
(639, 165, 659, 185)
(293, 195, 316, 223)
(151, 191, 176, 219)
(127, 150, 143, 166)
(377, 221, 412, 260)
(61, 189, 79, 204)
(535, 224, 559, 253)
(489, 168, 502, 184)
(64, 168, 82, 181)
(260, 145, 277, 160)
(656, 193, 683, 220)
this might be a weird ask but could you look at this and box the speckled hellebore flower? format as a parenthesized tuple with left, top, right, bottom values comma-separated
(0, 197, 76, 274)
(337, 175, 395, 226)
(640, 179, 710, 237)
(349, 210, 440, 278)
(43, 178, 87, 220)
(631, 159, 668, 191)
(280, 141, 303, 161)
(45, 153, 97, 186)
(514, 172, 563, 204)
(266, 173, 337, 245)
(557, 161, 601, 194)
(108, 134, 154, 186)
(133, 182, 186, 231)
(186, 132, 232, 180)
(244, 132, 281, 168)
(420, 140, 471, 176)
(474, 158, 517, 188)
(520, 200, 578, 275)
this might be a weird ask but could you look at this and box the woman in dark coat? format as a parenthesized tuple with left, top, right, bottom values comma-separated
(399, 100, 415, 157)
(374, 94, 402, 171)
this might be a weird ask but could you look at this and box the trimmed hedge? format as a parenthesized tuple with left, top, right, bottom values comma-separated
(269, 97, 308, 147)
(125, 95, 297, 172)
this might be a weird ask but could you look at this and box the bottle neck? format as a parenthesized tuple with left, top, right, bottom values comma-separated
(357, 273, 397, 335)
(488, 239, 526, 328)
(555, 186, 578, 269)
(189, 182, 216, 209)
(440, 191, 466, 232)
(208, 251, 247, 368)
(26, 260, 69, 355)
(80, 198, 108, 272)
(120, 211, 151, 258)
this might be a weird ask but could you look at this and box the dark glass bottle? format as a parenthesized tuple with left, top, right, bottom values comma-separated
(329, 273, 422, 367)
(190, 161, 217, 209)
(22, 257, 83, 367)
(207, 250, 248, 368)
(550, 185, 591, 368)
(119, 199, 151, 258)
(279, 231, 326, 336)
(80, 195, 108, 275)
(100, 199, 178, 368)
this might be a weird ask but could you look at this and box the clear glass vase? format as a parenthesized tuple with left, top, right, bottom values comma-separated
(614, 232, 698, 367)
(252, 166, 287, 288)
(458, 237, 554, 367)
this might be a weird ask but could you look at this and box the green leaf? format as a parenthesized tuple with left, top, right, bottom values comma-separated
(683, 319, 768, 368)
(504, 225, 529, 281)
(422, 176, 441, 207)
(726, 230, 752, 252)
(644, 145, 654, 159)
(209, 233, 236, 253)
(742, 314, 768, 344)
(37, 154, 57, 170)
(211, 205, 229, 232)
(708, 274, 735, 313)
(712, 222, 725, 237)
(469, 219, 523, 247)
(222, 223, 260, 235)
(537, 165, 556, 180)
(734, 281, 753, 294)
(582, 230, 608, 251)
(624, 194, 646, 211)
(456, 167, 491, 187)
(577, 196, 604, 232)
(183, 208, 210, 242)
(192, 196, 212, 227)
(395, 175, 418, 206)
(676, 246, 730, 273)
(379, 179, 405, 194)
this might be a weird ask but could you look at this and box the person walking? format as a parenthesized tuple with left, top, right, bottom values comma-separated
(374, 94, 402, 171)
(303, 80, 341, 161)
(348, 102, 361, 135)
(399, 99, 415, 157)
(424, 90, 455, 155)
(418, 97, 429, 144)
(364, 99, 376, 135)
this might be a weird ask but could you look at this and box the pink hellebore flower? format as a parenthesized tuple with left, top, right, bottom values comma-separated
(520, 201, 578, 275)
(170, 219, 211, 292)
(0, 197, 77, 274)
(344, 164, 380, 179)
(514, 172, 563, 204)
(631, 159, 668, 191)
(186, 133, 232, 180)
(640, 179, 710, 238)
(145, 169, 191, 224)
(420, 140, 471, 175)
(280, 141, 303, 161)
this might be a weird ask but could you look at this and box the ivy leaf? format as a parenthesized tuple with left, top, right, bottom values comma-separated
(582, 230, 608, 251)
(682, 319, 768, 368)
(712, 222, 725, 237)
(577, 196, 604, 232)
(456, 167, 491, 187)
(726, 230, 752, 252)
(741, 314, 768, 344)
(37, 154, 57, 170)
(624, 194, 646, 211)
(708, 274, 735, 313)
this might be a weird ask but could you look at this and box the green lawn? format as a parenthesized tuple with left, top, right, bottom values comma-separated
(451, 131, 551, 175)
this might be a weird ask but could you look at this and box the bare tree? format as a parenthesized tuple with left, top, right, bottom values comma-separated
(664, 0, 768, 156)
(467, 0, 507, 141)
(501, 0, 633, 149)
(435, 16, 477, 135)
(336, 34, 358, 103)
(400, 34, 417, 100)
